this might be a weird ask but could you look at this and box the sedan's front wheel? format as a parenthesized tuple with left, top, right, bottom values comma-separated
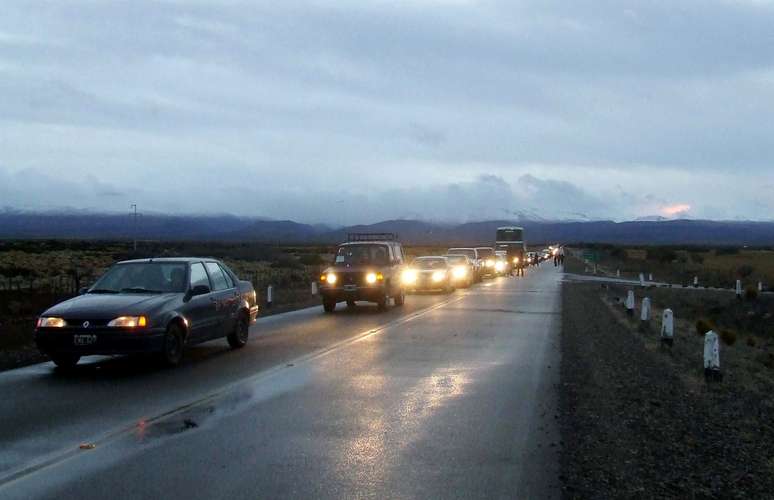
(227, 313, 249, 349)
(161, 323, 185, 367)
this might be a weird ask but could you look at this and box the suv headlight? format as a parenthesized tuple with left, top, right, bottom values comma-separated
(366, 272, 377, 284)
(432, 271, 446, 282)
(486, 259, 494, 267)
(322, 272, 337, 285)
(107, 316, 147, 328)
(452, 266, 467, 279)
(402, 269, 417, 284)
(495, 261, 505, 272)
(37, 317, 66, 328)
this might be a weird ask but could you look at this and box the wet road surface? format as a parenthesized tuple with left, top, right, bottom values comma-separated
(1, 265, 562, 499)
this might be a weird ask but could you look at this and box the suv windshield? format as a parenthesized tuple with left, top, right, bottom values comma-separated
(476, 248, 494, 259)
(446, 255, 467, 265)
(413, 258, 447, 269)
(334, 244, 390, 266)
(448, 248, 476, 260)
(90, 262, 188, 293)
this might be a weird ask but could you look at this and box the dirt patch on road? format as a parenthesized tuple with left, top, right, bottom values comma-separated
(559, 281, 774, 499)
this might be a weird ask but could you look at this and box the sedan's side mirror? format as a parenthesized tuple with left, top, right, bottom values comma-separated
(189, 284, 210, 297)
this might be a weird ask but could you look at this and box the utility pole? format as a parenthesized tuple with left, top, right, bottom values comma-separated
(130, 203, 138, 252)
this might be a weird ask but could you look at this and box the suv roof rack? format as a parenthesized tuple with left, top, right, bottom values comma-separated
(347, 232, 399, 242)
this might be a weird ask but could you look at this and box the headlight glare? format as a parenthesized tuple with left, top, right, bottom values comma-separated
(402, 269, 417, 284)
(495, 261, 505, 272)
(107, 316, 148, 328)
(37, 317, 66, 328)
(325, 273, 337, 284)
(366, 272, 378, 284)
(452, 266, 467, 279)
(432, 270, 446, 282)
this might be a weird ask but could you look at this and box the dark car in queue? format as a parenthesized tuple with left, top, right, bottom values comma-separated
(447, 247, 482, 282)
(319, 233, 406, 312)
(403, 256, 455, 293)
(35, 258, 259, 369)
(475, 247, 497, 277)
(444, 254, 474, 288)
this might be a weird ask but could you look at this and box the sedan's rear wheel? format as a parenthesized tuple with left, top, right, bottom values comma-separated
(227, 313, 249, 349)
(161, 323, 184, 367)
(51, 354, 80, 370)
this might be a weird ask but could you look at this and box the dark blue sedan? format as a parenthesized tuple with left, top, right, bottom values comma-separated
(35, 258, 259, 369)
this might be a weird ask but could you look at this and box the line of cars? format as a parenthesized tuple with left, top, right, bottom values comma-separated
(318, 235, 514, 311)
(33, 233, 536, 371)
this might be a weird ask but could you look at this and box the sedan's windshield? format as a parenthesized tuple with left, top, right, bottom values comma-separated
(90, 262, 188, 293)
(448, 248, 476, 260)
(413, 258, 447, 269)
(334, 244, 389, 266)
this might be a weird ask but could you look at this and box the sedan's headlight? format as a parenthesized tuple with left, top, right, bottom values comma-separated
(495, 261, 505, 272)
(107, 316, 147, 328)
(323, 272, 337, 284)
(513, 257, 520, 264)
(37, 317, 66, 328)
(366, 272, 377, 284)
(432, 270, 446, 282)
(452, 266, 467, 279)
(486, 259, 494, 267)
(402, 269, 417, 284)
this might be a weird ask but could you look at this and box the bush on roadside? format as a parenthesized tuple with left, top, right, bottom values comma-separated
(737, 264, 755, 279)
(747, 336, 757, 347)
(720, 329, 737, 346)
(690, 252, 705, 264)
(696, 318, 715, 336)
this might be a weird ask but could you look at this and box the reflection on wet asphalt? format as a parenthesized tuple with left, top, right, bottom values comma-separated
(1, 265, 562, 499)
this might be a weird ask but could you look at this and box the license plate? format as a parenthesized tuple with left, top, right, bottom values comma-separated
(343, 285, 357, 291)
(73, 334, 97, 346)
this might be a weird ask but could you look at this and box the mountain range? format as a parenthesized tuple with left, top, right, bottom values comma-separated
(1, 210, 773, 246)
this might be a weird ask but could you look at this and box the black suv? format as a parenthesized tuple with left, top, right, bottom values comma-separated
(319, 233, 406, 312)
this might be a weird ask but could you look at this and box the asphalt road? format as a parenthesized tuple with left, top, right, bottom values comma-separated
(0, 265, 562, 499)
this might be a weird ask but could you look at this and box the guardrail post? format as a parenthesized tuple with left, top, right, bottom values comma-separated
(639, 297, 651, 331)
(267, 285, 273, 308)
(626, 290, 635, 317)
(660, 308, 674, 347)
(704, 330, 722, 382)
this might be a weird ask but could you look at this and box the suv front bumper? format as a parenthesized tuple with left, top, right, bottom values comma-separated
(321, 284, 388, 303)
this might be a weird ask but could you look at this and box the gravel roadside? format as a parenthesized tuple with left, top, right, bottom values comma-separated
(560, 281, 774, 499)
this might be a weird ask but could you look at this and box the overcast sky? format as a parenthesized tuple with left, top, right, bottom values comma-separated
(1, 0, 773, 224)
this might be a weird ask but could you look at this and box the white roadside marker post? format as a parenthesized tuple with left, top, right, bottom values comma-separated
(736, 280, 742, 300)
(617, 269, 621, 278)
(759, 282, 764, 293)
(625, 290, 635, 317)
(267, 285, 273, 309)
(704, 330, 722, 382)
(639, 297, 651, 331)
(694, 276, 699, 288)
(311, 282, 318, 296)
(649, 273, 653, 282)
(660, 309, 674, 347)
(639, 273, 645, 287)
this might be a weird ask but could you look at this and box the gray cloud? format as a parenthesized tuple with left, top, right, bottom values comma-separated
(1, 0, 773, 222)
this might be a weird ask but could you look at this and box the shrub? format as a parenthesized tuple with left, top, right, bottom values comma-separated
(696, 318, 715, 336)
(737, 264, 755, 279)
(647, 247, 677, 264)
(745, 286, 759, 301)
(298, 254, 325, 266)
(747, 336, 757, 347)
(719, 329, 737, 346)
(690, 252, 705, 264)
(716, 247, 740, 256)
